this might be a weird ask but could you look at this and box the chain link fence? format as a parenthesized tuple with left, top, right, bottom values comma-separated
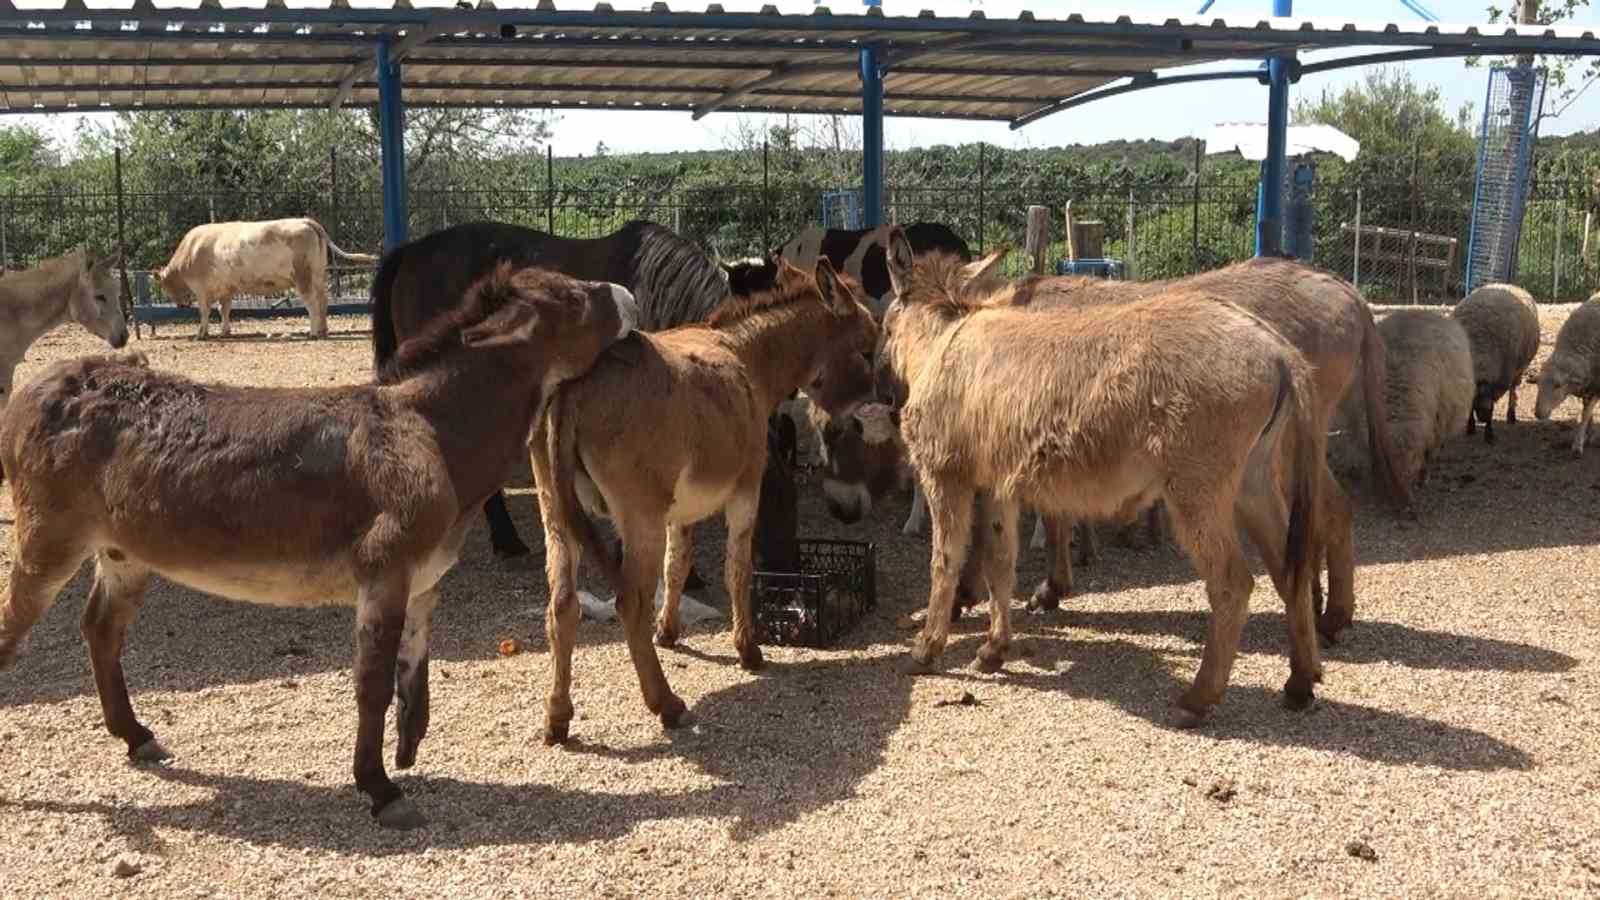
(1, 151, 1595, 313)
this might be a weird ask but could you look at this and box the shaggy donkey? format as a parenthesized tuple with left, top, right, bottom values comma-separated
(533, 257, 878, 744)
(878, 233, 1324, 725)
(835, 252, 1399, 642)
(0, 264, 638, 829)
(0, 247, 128, 406)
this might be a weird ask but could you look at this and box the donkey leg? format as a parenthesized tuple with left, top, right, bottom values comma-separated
(654, 524, 694, 650)
(352, 572, 420, 829)
(616, 521, 689, 728)
(1317, 469, 1357, 644)
(394, 588, 437, 770)
(975, 494, 1020, 673)
(1030, 514, 1074, 613)
(902, 480, 929, 536)
(723, 488, 764, 670)
(1165, 494, 1255, 726)
(0, 522, 88, 671)
(79, 553, 166, 760)
(483, 491, 531, 559)
(908, 474, 975, 672)
(1235, 470, 1322, 706)
(1074, 520, 1100, 566)
(954, 496, 988, 620)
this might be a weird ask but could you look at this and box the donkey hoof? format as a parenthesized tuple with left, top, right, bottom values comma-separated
(1171, 698, 1212, 730)
(972, 646, 1006, 674)
(375, 797, 428, 831)
(1281, 679, 1316, 712)
(1028, 584, 1062, 613)
(395, 744, 419, 770)
(738, 646, 765, 671)
(543, 719, 571, 746)
(129, 739, 171, 763)
(654, 631, 678, 650)
(659, 695, 691, 730)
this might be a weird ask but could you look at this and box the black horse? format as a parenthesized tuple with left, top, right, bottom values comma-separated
(371, 220, 800, 583)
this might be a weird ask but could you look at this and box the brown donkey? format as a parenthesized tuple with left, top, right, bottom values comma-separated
(878, 236, 1325, 725)
(532, 257, 878, 744)
(0, 264, 638, 829)
(847, 250, 1400, 642)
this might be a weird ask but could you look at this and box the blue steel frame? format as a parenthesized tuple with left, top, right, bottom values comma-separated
(1255, 0, 1295, 258)
(1464, 66, 1548, 293)
(376, 36, 408, 252)
(860, 0, 884, 228)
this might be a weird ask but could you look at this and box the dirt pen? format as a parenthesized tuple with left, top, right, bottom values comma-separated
(0, 308, 1596, 898)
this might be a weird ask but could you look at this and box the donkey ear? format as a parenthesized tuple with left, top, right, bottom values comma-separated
(461, 302, 540, 349)
(884, 227, 915, 300)
(813, 257, 852, 315)
(961, 247, 1008, 285)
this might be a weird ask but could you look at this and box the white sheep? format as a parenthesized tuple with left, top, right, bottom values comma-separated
(1334, 309, 1474, 502)
(1451, 282, 1540, 444)
(1535, 295, 1600, 456)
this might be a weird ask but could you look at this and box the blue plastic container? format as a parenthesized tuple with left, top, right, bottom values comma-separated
(1054, 258, 1124, 279)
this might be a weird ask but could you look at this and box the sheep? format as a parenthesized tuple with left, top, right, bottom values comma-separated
(1451, 282, 1540, 444)
(1535, 295, 1600, 456)
(1333, 309, 1474, 503)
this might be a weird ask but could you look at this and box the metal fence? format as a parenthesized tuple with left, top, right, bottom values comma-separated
(2, 163, 1596, 311)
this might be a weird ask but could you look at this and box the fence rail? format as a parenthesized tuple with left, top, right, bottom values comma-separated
(4, 165, 1596, 308)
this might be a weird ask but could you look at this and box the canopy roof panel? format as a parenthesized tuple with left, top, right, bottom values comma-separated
(0, 2, 1596, 124)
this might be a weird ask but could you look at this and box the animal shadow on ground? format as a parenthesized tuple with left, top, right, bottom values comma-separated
(0, 655, 912, 856)
(930, 625, 1537, 774)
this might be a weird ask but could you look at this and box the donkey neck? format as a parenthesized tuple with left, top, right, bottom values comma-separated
(716, 301, 846, 411)
(0, 257, 79, 352)
(393, 354, 549, 505)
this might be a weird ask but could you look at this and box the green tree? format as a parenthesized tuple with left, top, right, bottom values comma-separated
(1480, 1, 1597, 107)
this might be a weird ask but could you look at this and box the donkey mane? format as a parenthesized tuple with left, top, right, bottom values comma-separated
(379, 262, 548, 384)
(899, 250, 995, 316)
(627, 220, 733, 327)
(704, 265, 862, 329)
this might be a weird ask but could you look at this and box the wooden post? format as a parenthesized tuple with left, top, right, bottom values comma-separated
(1063, 200, 1077, 261)
(1125, 190, 1138, 280)
(546, 144, 555, 234)
(1025, 204, 1050, 275)
(114, 146, 139, 340)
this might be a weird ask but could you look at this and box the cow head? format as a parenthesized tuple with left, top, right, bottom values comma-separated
(154, 263, 193, 307)
(71, 249, 129, 349)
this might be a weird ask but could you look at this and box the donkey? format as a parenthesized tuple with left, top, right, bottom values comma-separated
(532, 257, 879, 744)
(0, 264, 638, 829)
(0, 247, 128, 407)
(878, 233, 1325, 725)
(836, 252, 1401, 642)
(371, 221, 803, 586)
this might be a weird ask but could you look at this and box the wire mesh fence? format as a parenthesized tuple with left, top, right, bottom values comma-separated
(2, 152, 1597, 314)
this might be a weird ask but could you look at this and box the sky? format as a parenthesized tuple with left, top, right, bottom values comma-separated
(15, 0, 1600, 156)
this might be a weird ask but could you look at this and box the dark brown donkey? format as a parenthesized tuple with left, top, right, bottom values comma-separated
(0, 265, 637, 830)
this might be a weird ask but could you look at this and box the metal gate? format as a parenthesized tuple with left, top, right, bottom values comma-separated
(1465, 65, 1547, 294)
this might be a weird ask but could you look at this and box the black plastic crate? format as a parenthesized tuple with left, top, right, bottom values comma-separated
(752, 540, 877, 648)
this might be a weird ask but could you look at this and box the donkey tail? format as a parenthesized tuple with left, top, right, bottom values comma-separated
(1357, 301, 1413, 513)
(369, 245, 406, 375)
(546, 387, 626, 595)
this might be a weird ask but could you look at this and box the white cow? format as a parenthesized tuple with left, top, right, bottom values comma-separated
(156, 217, 377, 340)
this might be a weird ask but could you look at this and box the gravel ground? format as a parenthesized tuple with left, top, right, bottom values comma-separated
(0, 309, 1596, 899)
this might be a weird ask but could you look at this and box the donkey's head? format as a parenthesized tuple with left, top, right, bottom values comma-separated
(772, 255, 879, 418)
(458, 265, 639, 386)
(815, 401, 908, 524)
(877, 226, 1006, 409)
(718, 252, 781, 298)
(68, 248, 129, 350)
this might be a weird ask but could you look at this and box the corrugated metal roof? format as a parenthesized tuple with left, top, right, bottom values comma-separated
(0, 3, 1594, 124)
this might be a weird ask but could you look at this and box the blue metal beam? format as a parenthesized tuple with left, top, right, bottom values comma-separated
(860, 42, 884, 228)
(1011, 69, 1262, 128)
(1255, 0, 1294, 257)
(376, 36, 408, 253)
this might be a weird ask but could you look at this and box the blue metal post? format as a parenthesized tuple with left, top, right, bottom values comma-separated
(860, 43, 884, 228)
(376, 37, 408, 252)
(1255, 0, 1293, 256)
